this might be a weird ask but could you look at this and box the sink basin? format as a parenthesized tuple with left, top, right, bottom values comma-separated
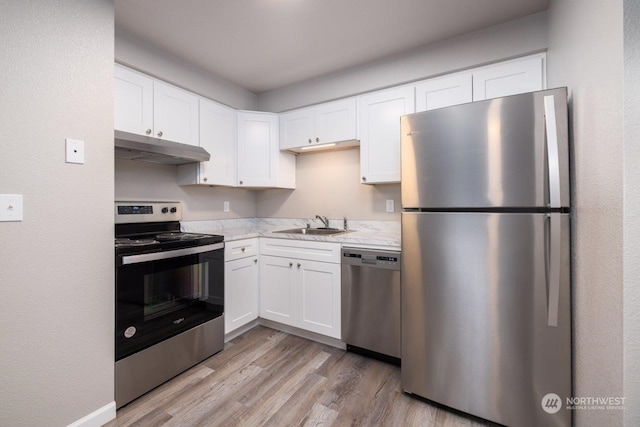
(274, 227, 351, 236)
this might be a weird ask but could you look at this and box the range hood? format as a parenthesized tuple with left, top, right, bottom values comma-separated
(114, 130, 210, 165)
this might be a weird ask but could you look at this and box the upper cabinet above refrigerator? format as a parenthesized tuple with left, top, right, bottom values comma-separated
(358, 54, 546, 185)
(473, 54, 546, 102)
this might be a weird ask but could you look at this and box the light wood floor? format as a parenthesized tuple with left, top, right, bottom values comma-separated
(107, 326, 491, 427)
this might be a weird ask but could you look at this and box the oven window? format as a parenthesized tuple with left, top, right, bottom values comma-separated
(143, 263, 208, 320)
(116, 248, 224, 361)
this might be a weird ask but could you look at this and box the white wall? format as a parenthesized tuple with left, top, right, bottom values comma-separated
(258, 11, 548, 112)
(0, 1, 115, 426)
(547, 0, 624, 425)
(115, 28, 258, 111)
(115, 159, 257, 220)
(624, 0, 640, 425)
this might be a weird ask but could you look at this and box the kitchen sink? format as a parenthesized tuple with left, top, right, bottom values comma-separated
(274, 227, 351, 236)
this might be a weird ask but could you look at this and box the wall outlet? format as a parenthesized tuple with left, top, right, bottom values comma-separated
(66, 138, 85, 164)
(0, 194, 23, 222)
(386, 199, 395, 213)
(223, 201, 230, 212)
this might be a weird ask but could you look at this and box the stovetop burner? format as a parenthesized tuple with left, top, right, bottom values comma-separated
(155, 232, 209, 242)
(115, 238, 159, 247)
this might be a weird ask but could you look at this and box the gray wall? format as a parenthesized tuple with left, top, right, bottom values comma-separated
(258, 11, 548, 112)
(624, 0, 640, 425)
(256, 149, 400, 220)
(114, 12, 548, 223)
(115, 159, 257, 220)
(547, 0, 624, 425)
(115, 28, 258, 111)
(256, 12, 548, 221)
(114, 29, 260, 217)
(0, 1, 115, 426)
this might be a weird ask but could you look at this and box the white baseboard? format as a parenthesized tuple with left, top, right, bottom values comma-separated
(67, 401, 116, 427)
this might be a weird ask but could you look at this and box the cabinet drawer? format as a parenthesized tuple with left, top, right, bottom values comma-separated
(225, 238, 259, 261)
(260, 238, 341, 264)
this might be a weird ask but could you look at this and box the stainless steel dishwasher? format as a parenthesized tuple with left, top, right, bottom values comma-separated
(341, 247, 401, 364)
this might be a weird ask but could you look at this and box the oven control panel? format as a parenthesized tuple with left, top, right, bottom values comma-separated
(115, 201, 182, 224)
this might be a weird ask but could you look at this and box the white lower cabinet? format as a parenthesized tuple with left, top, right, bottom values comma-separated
(259, 239, 341, 339)
(259, 255, 296, 325)
(224, 239, 259, 334)
(297, 259, 341, 337)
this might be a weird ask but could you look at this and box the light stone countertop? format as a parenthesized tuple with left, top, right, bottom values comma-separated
(182, 218, 401, 249)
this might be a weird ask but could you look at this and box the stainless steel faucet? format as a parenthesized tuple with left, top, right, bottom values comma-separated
(315, 215, 329, 227)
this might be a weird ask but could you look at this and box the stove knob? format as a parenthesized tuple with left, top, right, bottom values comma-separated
(170, 207, 177, 213)
(161, 207, 169, 214)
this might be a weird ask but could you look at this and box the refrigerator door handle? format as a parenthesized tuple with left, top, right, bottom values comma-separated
(544, 95, 561, 209)
(547, 213, 561, 327)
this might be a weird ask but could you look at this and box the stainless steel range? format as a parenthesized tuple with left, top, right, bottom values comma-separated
(114, 201, 225, 408)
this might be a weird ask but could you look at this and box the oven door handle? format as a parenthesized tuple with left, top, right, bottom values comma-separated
(121, 243, 224, 265)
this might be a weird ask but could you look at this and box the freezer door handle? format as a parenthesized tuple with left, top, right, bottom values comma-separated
(544, 95, 561, 209)
(547, 213, 561, 327)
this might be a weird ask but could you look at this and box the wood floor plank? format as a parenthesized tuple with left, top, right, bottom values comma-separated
(109, 325, 490, 427)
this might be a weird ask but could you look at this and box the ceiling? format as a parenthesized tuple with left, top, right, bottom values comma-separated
(115, 0, 550, 94)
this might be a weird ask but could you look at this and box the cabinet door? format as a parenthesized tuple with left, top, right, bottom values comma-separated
(415, 73, 472, 113)
(153, 80, 199, 145)
(259, 256, 295, 325)
(296, 260, 341, 339)
(279, 107, 315, 150)
(315, 98, 357, 145)
(199, 99, 236, 186)
(473, 55, 545, 101)
(114, 65, 153, 136)
(358, 86, 415, 184)
(237, 112, 279, 187)
(225, 256, 259, 334)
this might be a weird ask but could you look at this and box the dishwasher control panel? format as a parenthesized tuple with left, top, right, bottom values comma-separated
(342, 248, 401, 270)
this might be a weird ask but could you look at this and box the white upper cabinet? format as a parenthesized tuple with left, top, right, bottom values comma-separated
(415, 73, 473, 113)
(472, 54, 545, 101)
(279, 98, 357, 151)
(177, 98, 236, 186)
(153, 80, 199, 146)
(114, 64, 199, 146)
(237, 111, 295, 188)
(279, 107, 314, 150)
(358, 86, 415, 184)
(114, 65, 153, 136)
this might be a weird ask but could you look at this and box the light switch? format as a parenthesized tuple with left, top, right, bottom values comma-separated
(66, 138, 85, 164)
(0, 194, 23, 222)
(223, 201, 230, 213)
(386, 199, 395, 213)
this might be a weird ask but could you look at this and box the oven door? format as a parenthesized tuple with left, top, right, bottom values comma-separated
(115, 243, 224, 361)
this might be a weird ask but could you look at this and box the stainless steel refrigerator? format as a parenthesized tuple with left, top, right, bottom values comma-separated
(400, 87, 571, 427)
